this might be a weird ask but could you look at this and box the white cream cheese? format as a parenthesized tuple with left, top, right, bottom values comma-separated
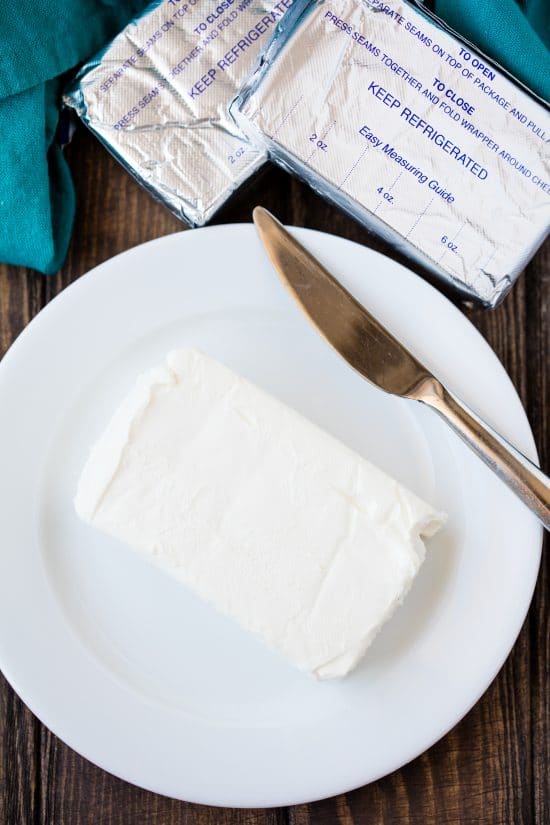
(75, 349, 445, 678)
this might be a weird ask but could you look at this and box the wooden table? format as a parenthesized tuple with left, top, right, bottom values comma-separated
(0, 129, 548, 825)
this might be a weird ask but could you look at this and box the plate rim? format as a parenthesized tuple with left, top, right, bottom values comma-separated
(0, 224, 542, 807)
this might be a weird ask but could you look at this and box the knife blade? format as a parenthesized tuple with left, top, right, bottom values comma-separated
(253, 206, 550, 531)
(253, 206, 432, 399)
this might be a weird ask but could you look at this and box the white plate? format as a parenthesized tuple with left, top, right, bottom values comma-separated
(0, 226, 542, 807)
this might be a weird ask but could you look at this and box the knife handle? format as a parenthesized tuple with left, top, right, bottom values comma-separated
(417, 378, 550, 531)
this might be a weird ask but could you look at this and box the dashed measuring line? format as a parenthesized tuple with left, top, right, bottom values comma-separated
(337, 146, 369, 190)
(272, 96, 304, 139)
(405, 196, 435, 239)
(389, 170, 403, 190)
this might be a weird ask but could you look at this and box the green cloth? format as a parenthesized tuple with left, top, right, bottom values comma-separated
(434, 0, 550, 102)
(0, 1, 548, 274)
(0, 0, 148, 274)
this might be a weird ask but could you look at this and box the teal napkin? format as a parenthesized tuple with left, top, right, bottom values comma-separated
(0, 0, 148, 274)
(0, 1, 548, 275)
(434, 0, 550, 102)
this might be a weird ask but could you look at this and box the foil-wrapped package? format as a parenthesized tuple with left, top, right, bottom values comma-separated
(232, 0, 550, 306)
(64, 0, 292, 226)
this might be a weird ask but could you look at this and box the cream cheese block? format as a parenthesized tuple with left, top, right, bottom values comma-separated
(75, 348, 445, 678)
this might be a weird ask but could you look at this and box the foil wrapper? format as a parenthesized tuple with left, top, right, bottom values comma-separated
(64, 0, 292, 226)
(232, 0, 550, 306)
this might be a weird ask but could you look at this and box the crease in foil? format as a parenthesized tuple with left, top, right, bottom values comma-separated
(231, 0, 550, 306)
(64, 0, 293, 226)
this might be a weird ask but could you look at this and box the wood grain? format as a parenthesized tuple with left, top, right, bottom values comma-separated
(0, 128, 547, 825)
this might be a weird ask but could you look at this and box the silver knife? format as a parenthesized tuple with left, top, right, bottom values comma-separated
(253, 206, 550, 531)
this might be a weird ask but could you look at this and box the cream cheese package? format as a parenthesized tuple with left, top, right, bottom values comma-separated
(75, 348, 445, 679)
(64, 0, 292, 226)
(232, 0, 550, 306)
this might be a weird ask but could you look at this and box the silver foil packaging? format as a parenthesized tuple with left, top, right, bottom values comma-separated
(64, 0, 292, 226)
(232, 0, 550, 306)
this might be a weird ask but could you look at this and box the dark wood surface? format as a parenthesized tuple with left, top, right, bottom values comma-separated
(0, 129, 548, 825)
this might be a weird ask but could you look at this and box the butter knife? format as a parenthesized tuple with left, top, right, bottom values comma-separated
(253, 206, 550, 531)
